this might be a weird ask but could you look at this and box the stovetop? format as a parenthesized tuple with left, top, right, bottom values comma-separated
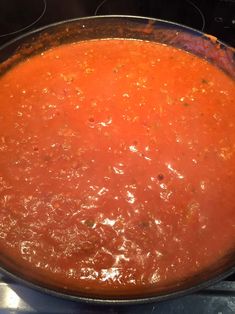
(0, 273, 235, 313)
(0, 0, 235, 313)
(0, 0, 235, 47)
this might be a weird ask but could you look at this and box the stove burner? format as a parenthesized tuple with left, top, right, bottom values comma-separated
(94, 0, 206, 31)
(0, 0, 46, 38)
(186, 0, 205, 31)
(94, 0, 109, 16)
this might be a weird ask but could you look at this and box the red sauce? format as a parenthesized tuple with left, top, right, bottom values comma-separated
(0, 39, 234, 296)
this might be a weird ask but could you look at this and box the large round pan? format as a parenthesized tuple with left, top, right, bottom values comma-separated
(0, 16, 234, 305)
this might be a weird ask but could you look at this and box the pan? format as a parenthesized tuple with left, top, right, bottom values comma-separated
(0, 16, 234, 304)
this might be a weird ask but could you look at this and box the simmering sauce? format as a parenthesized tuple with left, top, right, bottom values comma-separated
(0, 39, 234, 295)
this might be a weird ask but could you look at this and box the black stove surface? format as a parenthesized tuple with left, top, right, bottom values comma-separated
(0, 0, 234, 47)
(0, 0, 235, 313)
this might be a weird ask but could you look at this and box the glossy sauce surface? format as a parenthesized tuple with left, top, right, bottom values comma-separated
(0, 39, 235, 295)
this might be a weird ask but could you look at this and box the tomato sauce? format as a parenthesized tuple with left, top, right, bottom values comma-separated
(0, 39, 234, 295)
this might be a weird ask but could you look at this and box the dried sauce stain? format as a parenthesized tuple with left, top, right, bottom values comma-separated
(0, 38, 234, 296)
